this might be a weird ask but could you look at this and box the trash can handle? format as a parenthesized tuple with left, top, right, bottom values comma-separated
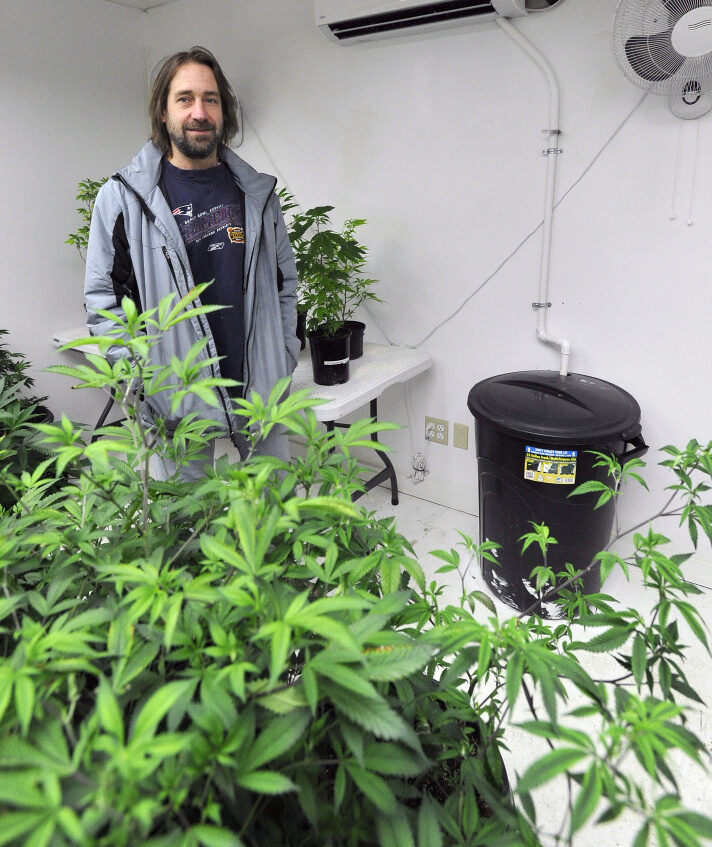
(618, 434, 648, 463)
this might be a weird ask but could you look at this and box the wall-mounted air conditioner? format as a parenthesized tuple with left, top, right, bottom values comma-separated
(315, 0, 558, 44)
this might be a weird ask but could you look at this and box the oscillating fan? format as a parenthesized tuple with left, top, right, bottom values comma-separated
(612, 0, 712, 117)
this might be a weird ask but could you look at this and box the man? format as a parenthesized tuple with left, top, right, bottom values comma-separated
(85, 46, 300, 477)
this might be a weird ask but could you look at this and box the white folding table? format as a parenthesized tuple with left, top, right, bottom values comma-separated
(53, 329, 432, 502)
(291, 342, 432, 504)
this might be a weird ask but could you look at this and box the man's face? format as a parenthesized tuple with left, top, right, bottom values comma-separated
(162, 62, 224, 168)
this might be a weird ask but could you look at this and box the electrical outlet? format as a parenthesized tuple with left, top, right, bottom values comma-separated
(453, 423, 469, 450)
(425, 417, 448, 446)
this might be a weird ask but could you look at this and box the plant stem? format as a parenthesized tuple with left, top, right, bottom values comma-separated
(517, 493, 683, 619)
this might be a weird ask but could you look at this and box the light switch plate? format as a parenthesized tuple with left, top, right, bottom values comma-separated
(453, 423, 469, 450)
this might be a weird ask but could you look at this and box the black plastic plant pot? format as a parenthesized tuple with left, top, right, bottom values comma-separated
(296, 309, 307, 351)
(467, 371, 647, 618)
(343, 320, 365, 359)
(308, 326, 351, 386)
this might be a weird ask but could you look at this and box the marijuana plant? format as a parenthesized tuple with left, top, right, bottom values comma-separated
(66, 177, 108, 262)
(0, 294, 709, 846)
(278, 190, 382, 337)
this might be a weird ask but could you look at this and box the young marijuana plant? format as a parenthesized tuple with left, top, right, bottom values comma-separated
(66, 177, 108, 262)
(0, 294, 710, 846)
(278, 189, 382, 337)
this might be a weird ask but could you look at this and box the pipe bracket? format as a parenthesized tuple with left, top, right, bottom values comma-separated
(541, 147, 563, 155)
(532, 302, 552, 309)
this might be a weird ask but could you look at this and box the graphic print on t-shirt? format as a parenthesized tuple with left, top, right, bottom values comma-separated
(172, 202, 244, 251)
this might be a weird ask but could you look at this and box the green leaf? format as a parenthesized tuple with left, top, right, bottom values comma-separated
(301, 665, 318, 715)
(517, 747, 589, 793)
(163, 594, 182, 650)
(674, 600, 710, 651)
(570, 479, 614, 509)
(14, 675, 35, 736)
(577, 626, 633, 653)
(346, 763, 398, 815)
(477, 634, 492, 680)
(363, 742, 429, 777)
(417, 796, 444, 847)
(506, 652, 524, 710)
(665, 813, 708, 847)
(311, 659, 381, 700)
(363, 643, 435, 682)
(462, 787, 480, 839)
(326, 685, 421, 750)
(130, 680, 194, 746)
(22, 816, 55, 847)
(56, 807, 85, 842)
(380, 558, 401, 594)
(242, 710, 310, 771)
(570, 764, 602, 833)
(190, 825, 245, 847)
(96, 676, 124, 740)
(236, 770, 296, 795)
(0, 771, 46, 808)
(268, 622, 292, 686)
(289, 612, 360, 653)
(676, 812, 712, 839)
(257, 684, 309, 714)
(632, 821, 650, 847)
(0, 811, 46, 846)
(631, 632, 647, 689)
(0, 669, 13, 724)
(376, 811, 416, 847)
(0, 594, 23, 624)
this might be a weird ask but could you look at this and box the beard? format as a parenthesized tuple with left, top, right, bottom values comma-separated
(166, 120, 222, 161)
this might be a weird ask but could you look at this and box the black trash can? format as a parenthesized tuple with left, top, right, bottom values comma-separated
(467, 371, 647, 617)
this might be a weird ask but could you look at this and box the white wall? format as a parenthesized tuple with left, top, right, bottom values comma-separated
(142, 0, 712, 547)
(1, 0, 147, 426)
(5, 0, 709, 552)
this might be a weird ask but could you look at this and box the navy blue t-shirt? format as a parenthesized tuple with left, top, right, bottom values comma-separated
(162, 159, 245, 396)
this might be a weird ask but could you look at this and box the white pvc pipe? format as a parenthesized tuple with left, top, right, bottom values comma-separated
(496, 16, 571, 377)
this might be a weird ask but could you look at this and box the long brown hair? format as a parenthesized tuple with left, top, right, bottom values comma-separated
(149, 46, 239, 156)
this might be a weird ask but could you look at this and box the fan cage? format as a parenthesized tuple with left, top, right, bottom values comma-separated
(612, 0, 712, 94)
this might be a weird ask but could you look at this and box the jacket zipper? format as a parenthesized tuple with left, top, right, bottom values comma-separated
(162, 245, 235, 438)
(242, 178, 277, 398)
(161, 246, 182, 296)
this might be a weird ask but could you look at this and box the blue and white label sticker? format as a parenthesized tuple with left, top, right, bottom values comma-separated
(524, 446, 577, 485)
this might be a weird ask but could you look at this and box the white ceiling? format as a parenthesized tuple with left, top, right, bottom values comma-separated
(99, 0, 179, 10)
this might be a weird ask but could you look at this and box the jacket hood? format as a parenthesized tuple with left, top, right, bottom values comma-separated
(117, 141, 277, 203)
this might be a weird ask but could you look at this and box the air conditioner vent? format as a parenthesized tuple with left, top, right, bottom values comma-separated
(327, 0, 497, 41)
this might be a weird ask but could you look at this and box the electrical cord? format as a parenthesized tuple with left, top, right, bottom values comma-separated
(414, 91, 649, 348)
(239, 91, 649, 479)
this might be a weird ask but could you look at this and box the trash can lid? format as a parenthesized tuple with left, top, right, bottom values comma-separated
(467, 371, 642, 446)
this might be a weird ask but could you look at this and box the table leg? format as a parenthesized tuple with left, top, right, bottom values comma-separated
(90, 392, 126, 443)
(325, 398, 398, 506)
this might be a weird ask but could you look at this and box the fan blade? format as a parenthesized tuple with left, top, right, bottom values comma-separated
(625, 28, 684, 82)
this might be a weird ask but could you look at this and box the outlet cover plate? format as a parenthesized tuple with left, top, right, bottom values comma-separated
(453, 423, 469, 450)
(425, 416, 448, 446)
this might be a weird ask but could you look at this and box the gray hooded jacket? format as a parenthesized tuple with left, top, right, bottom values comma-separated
(84, 142, 300, 459)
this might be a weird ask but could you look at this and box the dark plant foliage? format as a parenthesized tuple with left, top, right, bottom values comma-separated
(0, 330, 53, 509)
